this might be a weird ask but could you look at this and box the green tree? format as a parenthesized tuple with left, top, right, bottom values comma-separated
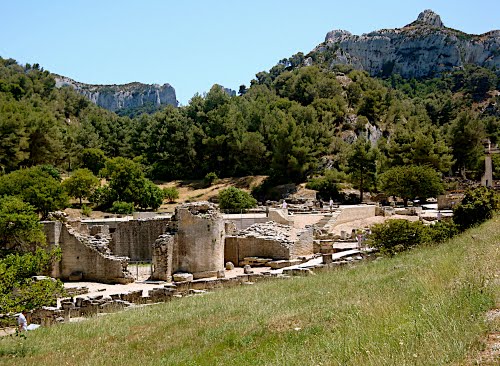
(62, 168, 100, 205)
(218, 187, 257, 210)
(0, 196, 45, 254)
(447, 112, 486, 176)
(79, 148, 107, 176)
(162, 187, 179, 203)
(0, 249, 64, 312)
(379, 165, 444, 206)
(0, 166, 69, 219)
(347, 138, 377, 202)
(136, 180, 164, 210)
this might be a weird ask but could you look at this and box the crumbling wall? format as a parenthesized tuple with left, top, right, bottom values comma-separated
(43, 221, 134, 284)
(173, 202, 225, 279)
(108, 218, 169, 261)
(151, 202, 225, 280)
(224, 221, 314, 265)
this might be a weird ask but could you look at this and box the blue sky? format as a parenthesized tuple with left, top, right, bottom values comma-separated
(1, 1, 499, 105)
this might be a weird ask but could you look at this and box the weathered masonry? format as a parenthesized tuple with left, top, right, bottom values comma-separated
(43, 221, 133, 284)
(151, 202, 225, 281)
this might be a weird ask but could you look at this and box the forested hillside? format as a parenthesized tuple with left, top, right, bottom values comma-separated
(1, 55, 499, 187)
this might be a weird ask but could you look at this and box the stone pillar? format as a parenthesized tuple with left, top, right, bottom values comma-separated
(151, 234, 174, 281)
(482, 155, 493, 187)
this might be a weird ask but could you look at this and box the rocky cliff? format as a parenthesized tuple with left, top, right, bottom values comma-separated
(54, 75, 178, 111)
(312, 10, 500, 78)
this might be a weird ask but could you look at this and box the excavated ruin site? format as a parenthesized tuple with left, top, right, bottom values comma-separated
(26, 200, 450, 327)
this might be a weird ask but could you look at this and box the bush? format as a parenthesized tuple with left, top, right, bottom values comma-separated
(204, 172, 219, 187)
(218, 187, 257, 210)
(109, 201, 134, 214)
(368, 219, 427, 255)
(0, 248, 64, 312)
(81, 205, 92, 217)
(453, 187, 499, 231)
(163, 187, 179, 203)
(424, 220, 459, 244)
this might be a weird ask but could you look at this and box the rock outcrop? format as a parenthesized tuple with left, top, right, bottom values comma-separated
(315, 10, 500, 78)
(54, 75, 178, 111)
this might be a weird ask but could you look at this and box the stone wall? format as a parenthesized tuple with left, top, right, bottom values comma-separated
(43, 221, 134, 284)
(109, 218, 169, 261)
(333, 205, 376, 226)
(224, 221, 314, 265)
(151, 202, 225, 280)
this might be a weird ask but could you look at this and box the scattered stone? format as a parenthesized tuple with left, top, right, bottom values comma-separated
(225, 262, 235, 270)
(243, 265, 253, 274)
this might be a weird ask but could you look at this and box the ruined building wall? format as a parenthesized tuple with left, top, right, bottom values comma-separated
(224, 222, 314, 265)
(109, 218, 169, 261)
(43, 221, 133, 284)
(290, 227, 314, 257)
(224, 236, 291, 265)
(173, 203, 225, 279)
(151, 202, 225, 280)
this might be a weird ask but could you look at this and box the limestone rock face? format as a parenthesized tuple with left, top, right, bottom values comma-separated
(317, 10, 500, 78)
(412, 9, 444, 28)
(54, 75, 178, 111)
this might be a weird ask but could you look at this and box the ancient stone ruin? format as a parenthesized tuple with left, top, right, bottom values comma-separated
(224, 221, 313, 266)
(43, 221, 134, 284)
(151, 202, 225, 281)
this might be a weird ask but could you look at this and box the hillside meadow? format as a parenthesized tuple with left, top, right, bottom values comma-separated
(1, 217, 499, 365)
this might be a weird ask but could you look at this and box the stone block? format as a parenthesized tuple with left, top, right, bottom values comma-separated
(173, 273, 194, 282)
(225, 262, 235, 270)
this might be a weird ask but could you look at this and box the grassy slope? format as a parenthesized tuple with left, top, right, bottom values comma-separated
(1, 218, 499, 365)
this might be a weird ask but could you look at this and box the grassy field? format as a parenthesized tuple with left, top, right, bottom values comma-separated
(1, 217, 499, 365)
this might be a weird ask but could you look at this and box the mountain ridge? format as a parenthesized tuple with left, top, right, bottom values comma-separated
(307, 9, 500, 78)
(54, 74, 178, 112)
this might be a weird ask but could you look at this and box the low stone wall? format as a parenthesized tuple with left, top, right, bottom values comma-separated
(224, 221, 314, 265)
(333, 205, 376, 226)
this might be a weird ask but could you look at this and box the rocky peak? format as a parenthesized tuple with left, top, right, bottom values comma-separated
(317, 10, 499, 79)
(409, 9, 444, 28)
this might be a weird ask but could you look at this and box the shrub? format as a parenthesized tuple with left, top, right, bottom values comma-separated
(204, 172, 219, 187)
(163, 187, 179, 203)
(453, 187, 499, 231)
(136, 180, 164, 210)
(109, 201, 134, 214)
(81, 205, 92, 217)
(368, 219, 426, 255)
(0, 248, 64, 313)
(218, 187, 257, 210)
(424, 220, 459, 243)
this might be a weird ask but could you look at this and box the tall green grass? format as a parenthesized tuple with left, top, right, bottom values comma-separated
(1, 217, 499, 365)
